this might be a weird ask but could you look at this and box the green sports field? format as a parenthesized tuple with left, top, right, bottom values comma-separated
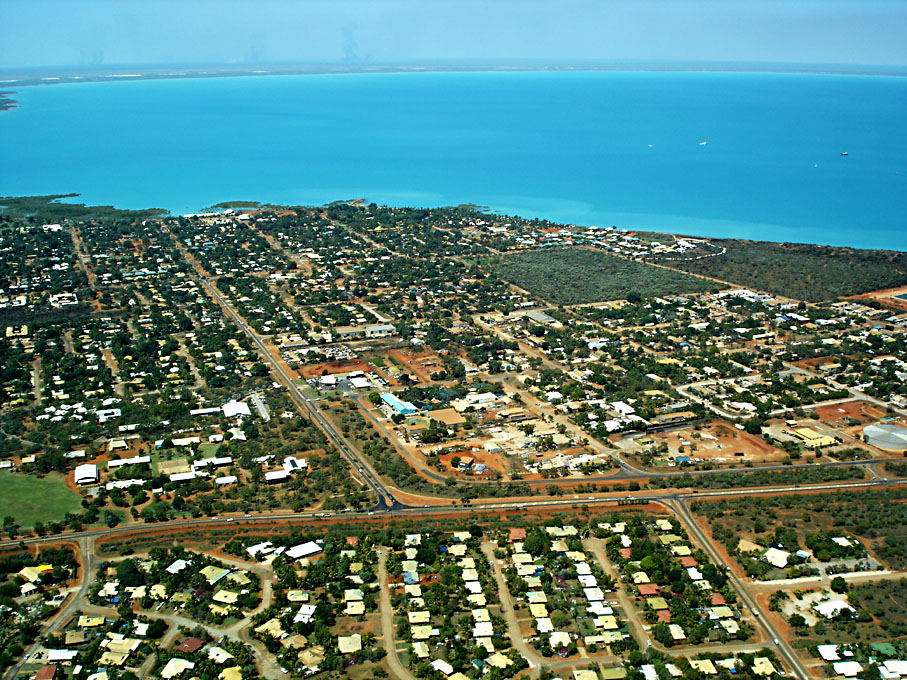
(0, 472, 84, 529)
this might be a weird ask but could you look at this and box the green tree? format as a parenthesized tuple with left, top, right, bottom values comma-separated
(523, 529, 551, 557)
(788, 613, 806, 628)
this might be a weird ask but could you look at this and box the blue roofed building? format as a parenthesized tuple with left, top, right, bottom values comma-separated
(381, 393, 418, 415)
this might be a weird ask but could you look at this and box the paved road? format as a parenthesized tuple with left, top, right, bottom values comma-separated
(786, 362, 907, 419)
(2, 478, 903, 555)
(377, 550, 419, 680)
(171, 232, 400, 511)
(5, 230, 904, 678)
(667, 498, 811, 680)
(356, 377, 898, 487)
(749, 568, 907, 590)
(2, 536, 97, 680)
(479, 542, 543, 679)
(2, 482, 901, 679)
(172, 223, 907, 507)
(1, 536, 281, 680)
(583, 537, 648, 648)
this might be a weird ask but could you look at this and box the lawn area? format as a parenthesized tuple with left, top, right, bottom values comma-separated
(198, 443, 222, 458)
(487, 247, 722, 304)
(0, 472, 84, 529)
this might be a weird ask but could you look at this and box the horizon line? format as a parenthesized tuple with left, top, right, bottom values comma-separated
(2, 59, 906, 89)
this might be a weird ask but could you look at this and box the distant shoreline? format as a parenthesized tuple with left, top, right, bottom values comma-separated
(1, 61, 905, 90)
(0, 91, 16, 111)
(2, 193, 905, 254)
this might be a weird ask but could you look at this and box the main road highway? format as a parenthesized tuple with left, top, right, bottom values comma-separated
(4, 477, 900, 553)
(172, 235, 403, 510)
(202, 273, 400, 508)
(667, 497, 811, 680)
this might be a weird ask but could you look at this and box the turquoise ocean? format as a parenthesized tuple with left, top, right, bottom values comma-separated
(1, 71, 905, 250)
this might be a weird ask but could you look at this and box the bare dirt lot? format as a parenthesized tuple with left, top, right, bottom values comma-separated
(299, 357, 371, 379)
(437, 447, 508, 478)
(387, 346, 443, 384)
(648, 420, 785, 465)
(848, 284, 907, 313)
(814, 400, 886, 425)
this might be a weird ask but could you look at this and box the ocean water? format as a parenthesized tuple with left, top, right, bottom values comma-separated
(1, 71, 905, 250)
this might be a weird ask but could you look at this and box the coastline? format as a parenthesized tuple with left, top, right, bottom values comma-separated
(0, 91, 16, 111)
(1, 60, 906, 90)
(3, 71, 902, 251)
(4, 193, 904, 253)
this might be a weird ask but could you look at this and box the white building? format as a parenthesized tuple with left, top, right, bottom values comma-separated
(74, 463, 99, 485)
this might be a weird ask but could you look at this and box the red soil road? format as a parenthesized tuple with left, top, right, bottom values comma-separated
(847, 284, 907, 312)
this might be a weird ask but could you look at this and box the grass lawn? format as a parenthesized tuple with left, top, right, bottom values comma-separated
(198, 443, 222, 458)
(0, 472, 84, 529)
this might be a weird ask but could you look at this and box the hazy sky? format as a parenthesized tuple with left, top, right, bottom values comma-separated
(2, 0, 905, 70)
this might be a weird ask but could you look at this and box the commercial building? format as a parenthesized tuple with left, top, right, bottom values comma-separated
(791, 427, 836, 449)
(74, 463, 99, 485)
(381, 392, 417, 415)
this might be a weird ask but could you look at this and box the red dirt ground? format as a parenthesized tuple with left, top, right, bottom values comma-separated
(848, 285, 907, 313)
(299, 358, 371, 379)
(647, 420, 783, 464)
(387, 347, 443, 384)
(815, 400, 885, 425)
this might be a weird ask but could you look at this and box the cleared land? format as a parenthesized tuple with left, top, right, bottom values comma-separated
(660, 239, 907, 302)
(489, 247, 722, 304)
(0, 472, 84, 529)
